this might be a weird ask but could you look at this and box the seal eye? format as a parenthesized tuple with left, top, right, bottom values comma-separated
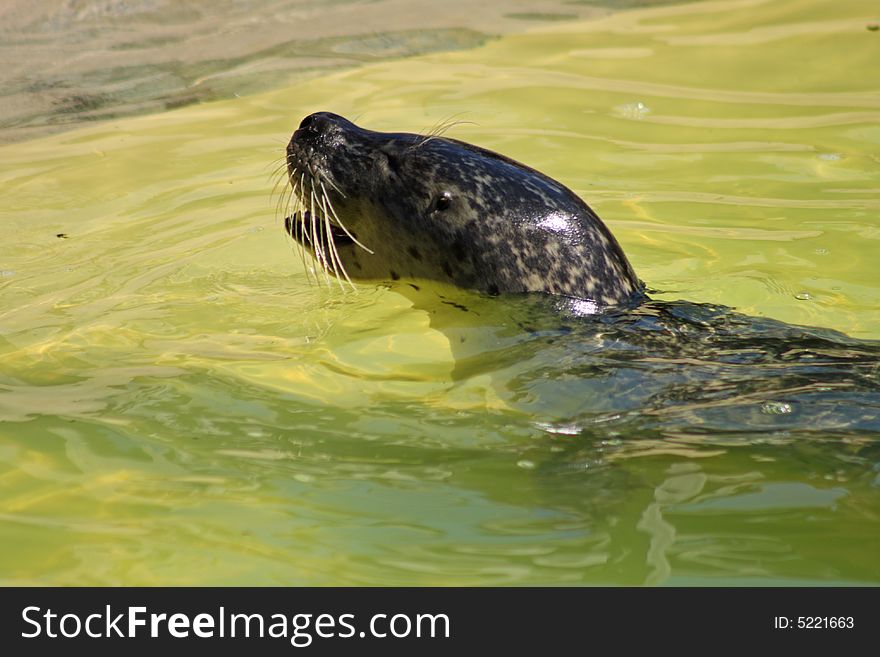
(436, 192, 452, 212)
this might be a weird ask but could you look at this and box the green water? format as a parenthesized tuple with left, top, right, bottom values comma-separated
(1, 0, 879, 585)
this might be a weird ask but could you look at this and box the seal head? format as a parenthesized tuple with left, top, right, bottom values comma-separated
(284, 111, 643, 308)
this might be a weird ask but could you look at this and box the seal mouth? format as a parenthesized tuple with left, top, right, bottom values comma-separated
(284, 210, 356, 249)
(282, 142, 373, 287)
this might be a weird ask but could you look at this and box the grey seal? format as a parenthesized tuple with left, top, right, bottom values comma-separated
(283, 111, 644, 309)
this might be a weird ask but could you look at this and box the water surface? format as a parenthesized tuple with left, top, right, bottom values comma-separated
(0, 0, 614, 143)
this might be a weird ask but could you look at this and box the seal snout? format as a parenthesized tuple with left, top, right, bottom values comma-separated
(293, 113, 330, 141)
(292, 111, 351, 143)
(287, 112, 351, 178)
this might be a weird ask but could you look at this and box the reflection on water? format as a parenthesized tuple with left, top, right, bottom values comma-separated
(0, 0, 879, 585)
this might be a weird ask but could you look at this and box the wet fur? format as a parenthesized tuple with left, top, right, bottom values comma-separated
(284, 112, 644, 308)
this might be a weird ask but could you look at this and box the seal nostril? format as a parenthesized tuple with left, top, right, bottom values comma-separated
(299, 114, 317, 131)
(295, 113, 334, 142)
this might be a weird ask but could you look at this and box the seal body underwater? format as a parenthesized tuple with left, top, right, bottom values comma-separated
(284, 111, 644, 310)
(281, 112, 880, 435)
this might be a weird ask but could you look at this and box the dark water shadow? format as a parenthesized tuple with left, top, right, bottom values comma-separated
(392, 288, 880, 583)
(409, 288, 880, 436)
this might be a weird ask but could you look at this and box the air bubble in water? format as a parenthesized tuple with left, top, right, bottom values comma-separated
(762, 402, 793, 415)
(616, 101, 651, 120)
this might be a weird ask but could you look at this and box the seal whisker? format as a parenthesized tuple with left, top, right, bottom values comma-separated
(269, 167, 288, 189)
(296, 208, 315, 286)
(267, 155, 290, 176)
(268, 160, 295, 199)
(413, 115, 476, 150)
(294, 204, 315, 285)
(319, 190, 352, 290)
(314, 186, 331, 282)
(310, 186, 331, 284)
(322, 176, 347, 199)
(321, 187, 356, 289)
(273, 170, 294, 220)
(270, 159, 293, 208)
(270, 166, 293, 195)
(273, 176, 292, 233)
(288, 170, 316, 285)
(299, 171, 309, 252)
(298, 172, 310, 248)
(319, 180, 374, 254)
(264, 154, 290, 174)
(271, 173, 289, 204)
(284, 170, 299, 217)
(278, 162, 302, 217)
(275, 183, 290, 229)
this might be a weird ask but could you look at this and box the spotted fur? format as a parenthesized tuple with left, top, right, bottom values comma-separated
(285, 112, 645, 308)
